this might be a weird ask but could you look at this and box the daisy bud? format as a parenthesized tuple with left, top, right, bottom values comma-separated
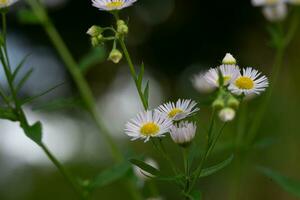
(212, 98, 225, 110)
(91, 37, 100, 47)
(222, 53, 237, 65)
(108, 49, 123, 64)
(86, 25, 103, 37)
(218, 108, 236, 122)
(228, 96, 240, 109)
(170, 121, 197, 147)
(117, 20, 129, 35)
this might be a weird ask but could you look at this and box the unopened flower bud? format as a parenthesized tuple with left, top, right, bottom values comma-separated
(108, 49, 123, 64)
(219, 108, 236, 122)
(170, 121, 196, 147)
(86, 25, 103, 37)
(222, 53, 237, 65)
(228, 96, 240, 109)
(117, 20, 129, 35)
(91, 37, 100, 47)
(212, 98, 225, 110)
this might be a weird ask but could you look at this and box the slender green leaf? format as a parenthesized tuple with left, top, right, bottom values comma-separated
(257, 166, 300, 198)
(137, 62, 144, 88)
(0, 107, 18, 121)
(88, 161, 132, 191)
(23, 121, 43, 144)
(183, 190, 202, 200)
(78, 47, 106, 73)
(143, 81, 149, 107)
(197, 154, 234, 178)
(21, 82, 65, 105)
(15, 68, 34, 92)
(130, 158, 160, 177)
(12, 54, 31, 82)
(32, 97, 82, 111)
(17, 9, 40, 24)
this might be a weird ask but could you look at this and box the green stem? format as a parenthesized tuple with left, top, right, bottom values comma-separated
(26, 1, 143, 199)
(26, 0, 122, 162)
(40, 143, 87, 199)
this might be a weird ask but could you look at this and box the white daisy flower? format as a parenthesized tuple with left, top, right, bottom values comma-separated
(192, 72, 215, 93)
(91, 0, 137, 11)
(170, 121, 196, 146)
(125, 110, 172, 142)
(229, 67, 269, 96)
(157, 99, 199, 121)
(0, 0, 19, 8)
(252, 0, 288, 22)
(204, 65, 240, 88)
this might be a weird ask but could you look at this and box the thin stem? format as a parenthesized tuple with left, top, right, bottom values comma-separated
(40, 143, 87, 199)
(26, 0, 122, 162)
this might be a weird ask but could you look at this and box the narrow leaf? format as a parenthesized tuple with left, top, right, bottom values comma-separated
(88, 161, 131, 191)
(130, 158, 160, 177)
(21, 82, 65, 105)
(22, 121, 43, 144)
(12, 54, 31, 82)
(137, 62, 144, 88)
(17, 9, 40, 24)
(257, 166, 300, 198)
(143, 81, 149, 107)
(198, 154, 234, 178)
(32, 97, 82, 111)
(78, 47, 106, 73)
(0, 107, 18, 121)
(16, 68, 34, 92)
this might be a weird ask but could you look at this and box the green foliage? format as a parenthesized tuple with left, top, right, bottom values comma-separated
(87, 161, 132, 191)
(22, 121, 43, 144)
(130, 158, 161, 177)
(15, 68, 34, 92)
(12, 54, 31, 82)
(32, 97, 83, 111)
(198, 154, 234, 178)
(0, 107, 18, 121)
(17, 9, 40, 24)
(257, 166, 300, 198)
(78, 47, 106, 73)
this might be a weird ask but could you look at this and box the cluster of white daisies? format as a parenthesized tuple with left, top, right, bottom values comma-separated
(125, 99, 199, 144)
(252, 0, 300, 22)
(193, 53, 269, 97)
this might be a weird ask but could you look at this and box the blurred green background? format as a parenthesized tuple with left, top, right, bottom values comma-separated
(0, 0, 300, 199)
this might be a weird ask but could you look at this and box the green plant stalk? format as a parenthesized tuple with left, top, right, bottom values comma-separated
(0, 12, 86, 199)
(26, 1, 143, 199)
(26, 0, 122, 161)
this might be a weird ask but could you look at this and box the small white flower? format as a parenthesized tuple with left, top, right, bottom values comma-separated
(252, 0, 288, 21)
(222, 53, 237, 65)
(125, 110, 172, 142)
(91, 0, 137, 11)
(229, 67, 269, 96)
(133, 158, 159, 181)
(157, 99, 199, 121)
(170, 121, 196, 146)
(204, 65, 240, 88)
(0, 0, 19, 8)
(218, 108, 236, 122)
(192, 72, 215, 93)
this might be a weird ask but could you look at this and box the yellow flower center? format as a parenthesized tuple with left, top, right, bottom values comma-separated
(0, 0, 8, 4)
(106, 1, 124, 9)
(140, 122, 160, 136)
(235, 76, 254, 90)
(168, 108, 183, 118)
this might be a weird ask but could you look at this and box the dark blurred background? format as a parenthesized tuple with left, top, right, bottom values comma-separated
(0, 0, 300, 199)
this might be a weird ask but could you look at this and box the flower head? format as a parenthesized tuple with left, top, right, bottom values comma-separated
(229, 67, 269, 96)
(125, 110, 172, 142)
(0, 0, 19, 8)
(170, 121, 196, 146)
(108, 49, 123, 63)
(91, 0, 137, 11)
(222, 53, 237, 65)
(252, 0, 288, 21)
(204, 65, 240, 88)
(157, 99, 199, 121)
